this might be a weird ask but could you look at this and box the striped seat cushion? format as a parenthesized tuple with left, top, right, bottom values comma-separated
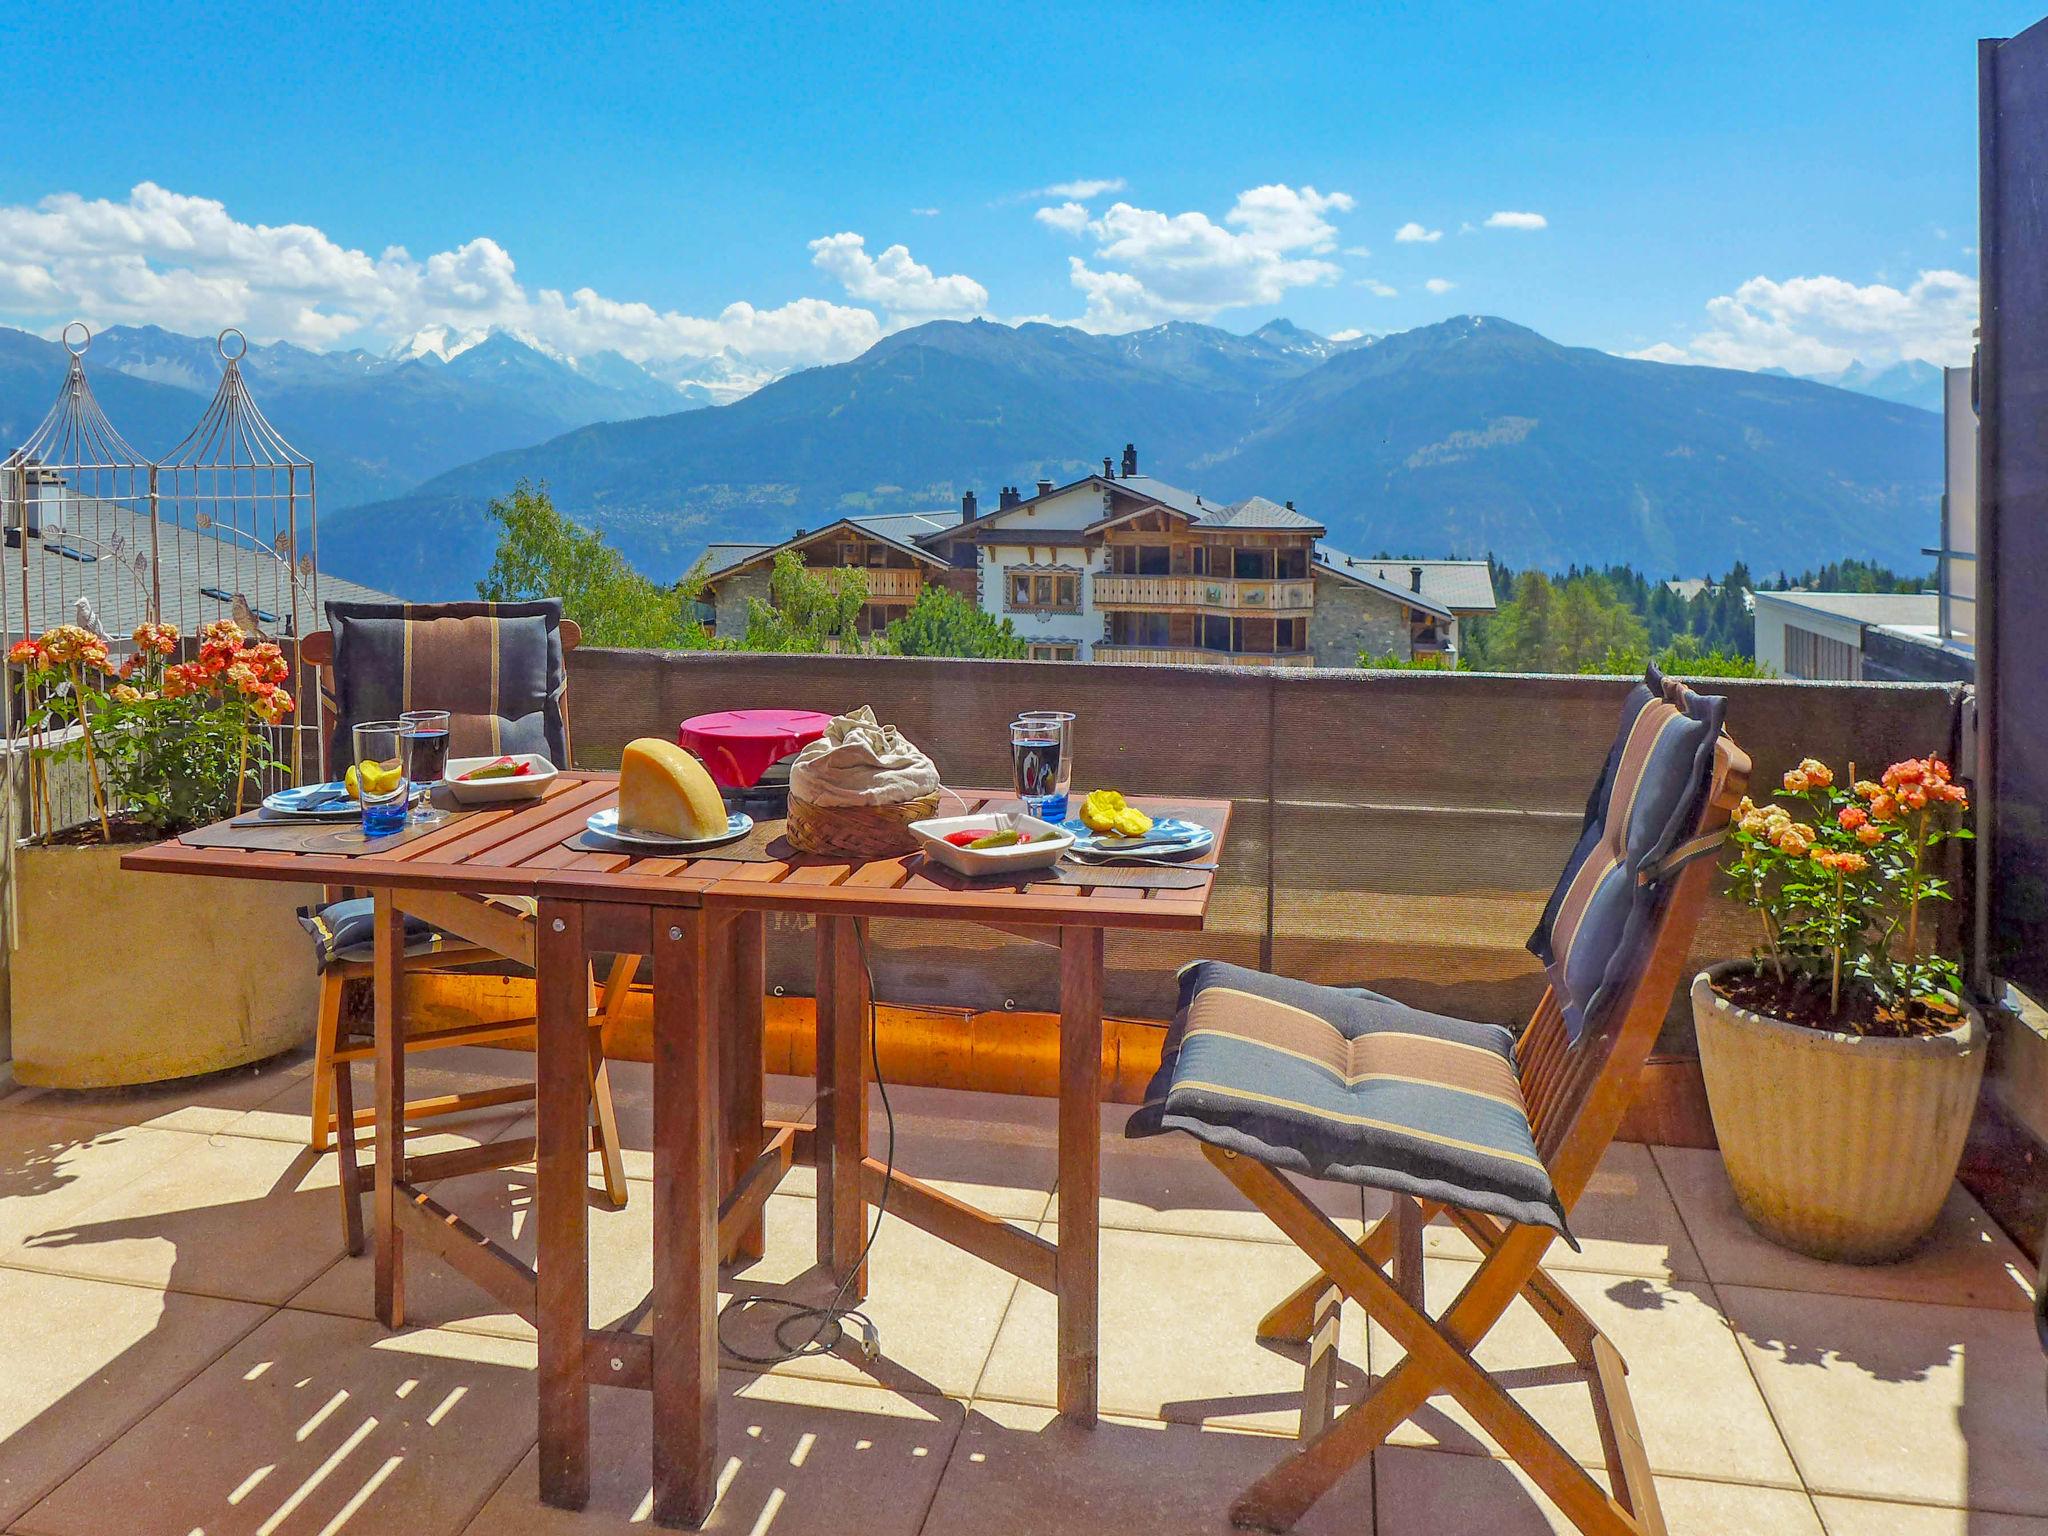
(1127, 961, 1567, 1235)
(297, 894, 541, 968)
(326, 600, 567, 772)
(1528, 666, 1726, 1041)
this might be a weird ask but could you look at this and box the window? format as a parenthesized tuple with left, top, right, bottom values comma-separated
(1276, 546, 1309, 579)
(1005, 567, 1082, 612)
(1136, 544, 1171, 576)
(1028, 642, 1078, 662)
(1201, 615, 1231, 651)
(1234, 547, 1274, 579)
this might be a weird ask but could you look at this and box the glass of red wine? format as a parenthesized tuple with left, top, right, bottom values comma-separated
(400, 709, 452, 824)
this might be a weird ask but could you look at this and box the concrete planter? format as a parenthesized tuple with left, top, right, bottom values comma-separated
(8, 839, 321, 1088)
(1691, 960, 1986, 1264)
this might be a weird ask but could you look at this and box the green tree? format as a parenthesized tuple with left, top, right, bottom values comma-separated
(736, 549, 870, 652)
(1586, 633, 1775, 678)
(477, 479, 709, 649)
(883, 585, 1028, 659)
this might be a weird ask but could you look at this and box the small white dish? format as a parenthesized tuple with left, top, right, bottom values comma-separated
(910, 812, 1074, 877)
(586, 806, 753, 850)
(445, 754, 559, 805)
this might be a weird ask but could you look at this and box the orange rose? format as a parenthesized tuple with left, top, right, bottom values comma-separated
(1838, 805, 1868, 831)
(1856, 824, 1884, 845)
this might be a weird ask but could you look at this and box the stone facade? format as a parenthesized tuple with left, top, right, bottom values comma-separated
(1310, 574, 1412, 666)
(712, 567, 774, 637)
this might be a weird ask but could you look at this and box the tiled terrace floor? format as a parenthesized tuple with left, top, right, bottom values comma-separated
(0, 1045, 2042, 1534)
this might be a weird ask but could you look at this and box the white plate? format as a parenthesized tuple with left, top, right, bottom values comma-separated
(444, 754, 558, 804)
(1060, 815, 1214, 859)
(910, 812, 1074, 877)
(586, 806, 753, 850)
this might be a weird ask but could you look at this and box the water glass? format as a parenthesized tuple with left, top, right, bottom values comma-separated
(401, 709, 452, 824)
(1011, 711, 1075, 822)
(352, 720, 412, 838)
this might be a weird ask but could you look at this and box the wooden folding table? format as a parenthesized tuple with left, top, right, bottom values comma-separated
(124, 775, 1229, 1530)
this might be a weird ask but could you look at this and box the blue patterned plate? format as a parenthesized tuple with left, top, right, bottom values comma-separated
(586, 807, 753, 850)
(261, 781, 425, 820)
(1059, 814, 1214, 859)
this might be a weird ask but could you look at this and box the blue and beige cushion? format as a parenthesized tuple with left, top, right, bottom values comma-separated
(325, 599, 568, 773)
(1526, 666, 1726, 1041)
(297, 894, 541, 969)
(1127, 961, 1568, 1236)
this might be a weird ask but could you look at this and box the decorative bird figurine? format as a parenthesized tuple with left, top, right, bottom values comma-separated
(231, 593, 271, 641)
(73, 594, 111, 645)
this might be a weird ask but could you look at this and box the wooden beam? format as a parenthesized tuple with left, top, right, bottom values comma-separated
(814, 916, 870, 1295)
(586, 1326, 652, 1392)
(536, 898, 591, 1511)
(718, 1125, 796, 1263)
(1057, 924, 1105, 1425)
(391, 888, 536, 967)
(393, 1184, 537, 1322)
(372, 890, 405, 1329)
(860, 1159, 1057, 1292)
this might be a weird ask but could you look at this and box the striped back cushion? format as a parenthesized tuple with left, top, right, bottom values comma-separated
(1527, 666, 1726, 1040)
(1127, 961, 1568, 1235)
(326, 600, 567, 772)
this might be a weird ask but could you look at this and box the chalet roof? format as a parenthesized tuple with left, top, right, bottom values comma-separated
(1313, 548, 1497, 613)
(1311, 549, 1457, 621)
(700, 516, 951, 587)
(1201, 496, 1326, 532)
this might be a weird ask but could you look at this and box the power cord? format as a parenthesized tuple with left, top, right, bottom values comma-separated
(717, 920, 896, 1365)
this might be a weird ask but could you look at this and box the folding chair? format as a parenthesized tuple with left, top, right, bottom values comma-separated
(1128, 669, 1749, 1535)
(297, 601, 630, 1251)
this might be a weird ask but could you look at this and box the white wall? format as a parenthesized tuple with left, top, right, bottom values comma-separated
(973, 485, 1112, 657)
(1754, 592, 1864, 679)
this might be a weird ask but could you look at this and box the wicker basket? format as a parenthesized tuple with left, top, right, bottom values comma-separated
(785, 791, 941, 859)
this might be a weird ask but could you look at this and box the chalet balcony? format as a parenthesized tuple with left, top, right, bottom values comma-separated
(817, 565, 926, 600)
(1090, 574, 1316, 613)
(1091, 642, 1314, 666)
(2, 650, 2042, 1536)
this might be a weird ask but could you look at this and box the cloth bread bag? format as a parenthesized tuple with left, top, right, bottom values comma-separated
(788, 705, 940, 806)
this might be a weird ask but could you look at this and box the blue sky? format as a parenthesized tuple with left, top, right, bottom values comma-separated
(0, 1, 2030, 379)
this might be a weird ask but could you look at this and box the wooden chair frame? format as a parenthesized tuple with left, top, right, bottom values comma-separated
(1208, 732, 1751, 1536)
(299, 617, 630, 1242)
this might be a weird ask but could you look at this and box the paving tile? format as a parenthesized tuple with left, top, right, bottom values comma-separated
(0, 1269, 269, 1528)
(716, 1194, 1024, 1399)
(1422, 1142, 1707, 1282)
(1724, 1285, 2048, 1516)
(0, 1047, 313, 1137)
(1375, 1448, 1824, 1536)
(286, 1164, 655, 1341)
(2, 1131, 349, 1304)
(17, 1309, 538, 1536)
(1655, 1147, 2036, 1311)
(974, 1222, 1358, 1433)
(1814, 1496, 2048, 1534)
(461, 1372, 961, 1534)
(1368, 1258, 1799, 1488)
(922, 1397, 1373, 1536)
(0, 1114, 210, 1257)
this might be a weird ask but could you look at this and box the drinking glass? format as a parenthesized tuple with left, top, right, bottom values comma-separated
(352, 720, 412, 838)
(1016, 711, 1075, 822)
(401, 709, 452, 824)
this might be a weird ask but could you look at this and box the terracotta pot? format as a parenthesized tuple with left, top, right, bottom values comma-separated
(8, 839, 321, 1088)
(1691, 959, 1986, 1263)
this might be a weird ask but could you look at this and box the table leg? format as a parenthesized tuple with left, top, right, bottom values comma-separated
(1057, 925, 1105, 1425)
(814, 916, 870, 1296)
(653, 911, 719, 1527)
(372, 889, 405, 1328)
(720, 911, 768, 1263)
(536, 899, 591, 1510)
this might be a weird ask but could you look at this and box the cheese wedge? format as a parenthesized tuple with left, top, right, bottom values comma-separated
(618, 738, 727, 839)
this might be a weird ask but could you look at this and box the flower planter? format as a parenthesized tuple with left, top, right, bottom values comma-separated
(1691, 959, 1986, 1263)
(8, 839, 321, 1088)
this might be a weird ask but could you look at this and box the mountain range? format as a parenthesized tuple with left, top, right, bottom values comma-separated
(0, 314, 1945, 600)
(316, 315, 1945, 597)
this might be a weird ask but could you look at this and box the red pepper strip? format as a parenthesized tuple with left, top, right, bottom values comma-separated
(943, 830, 983, 847)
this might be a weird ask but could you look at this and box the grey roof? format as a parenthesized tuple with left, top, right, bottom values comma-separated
(1201, 496, 1326, 532)
(853, 510, 964, 544)
(698, 516, 951, 587)
(1314, 547, 1497, 613)
(1311, 549, 1455, 621)
(698, 542, 771, 577)
(1754, 590, 1938, 624)
(9, 494, 392, 646)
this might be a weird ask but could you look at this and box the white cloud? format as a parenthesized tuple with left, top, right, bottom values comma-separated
(1425, 277, 1455, 294)
(1359, 278, 1398, 298)
(1636, 269, 1978, 372)
(1395, 222, 1442, 244)
(1341, 245, 1372, 258)
(1328, 328, 1365, 342)
(1056, 183, 1357, 329)
(805, 232, 988, 320)
(1624, 342, 1689, 363)
(1034, 202, 1091, 235)
(1034, 178, 1126, 200)
(0, 182, 1010, 375)
(1484, 210, 1548, 230)
(910, 207, 939, 217)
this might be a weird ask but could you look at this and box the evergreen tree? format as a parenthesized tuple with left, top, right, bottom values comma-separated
(883, 585, 1029, 659)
